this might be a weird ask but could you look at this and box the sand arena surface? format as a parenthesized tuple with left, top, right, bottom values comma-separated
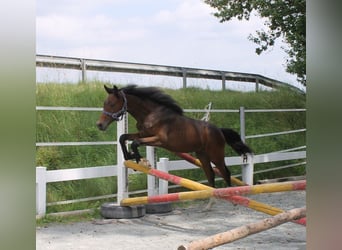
(36, 191, 306, 250)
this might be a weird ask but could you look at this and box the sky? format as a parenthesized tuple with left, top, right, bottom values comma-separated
(36, 0, 305, 91)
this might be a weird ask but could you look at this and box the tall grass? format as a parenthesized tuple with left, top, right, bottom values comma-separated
(36, 82, 306, 212)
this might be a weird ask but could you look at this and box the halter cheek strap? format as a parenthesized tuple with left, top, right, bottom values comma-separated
(102, 91, 127, 121)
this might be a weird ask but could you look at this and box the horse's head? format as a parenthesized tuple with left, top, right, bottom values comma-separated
(96, 85, 127, 131)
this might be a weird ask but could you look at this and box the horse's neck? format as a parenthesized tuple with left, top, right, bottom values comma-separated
(126, 94, 154, 122)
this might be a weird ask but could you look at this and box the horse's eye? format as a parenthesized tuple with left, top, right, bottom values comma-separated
(104, 101, 115, 108)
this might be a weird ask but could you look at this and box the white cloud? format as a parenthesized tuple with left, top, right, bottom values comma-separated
(37, 0, 122, 16)
(154, 0, 210, 23)
(38, 14, 146, 42)
(36, 0, 302, 88)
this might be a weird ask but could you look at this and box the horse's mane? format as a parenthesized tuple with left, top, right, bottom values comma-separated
(121, 85, 183, 115)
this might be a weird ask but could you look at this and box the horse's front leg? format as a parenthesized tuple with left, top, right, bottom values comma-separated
(119, 133, 140, 161)
(131, 140, 142, 163)
(131, 135, 163, 163)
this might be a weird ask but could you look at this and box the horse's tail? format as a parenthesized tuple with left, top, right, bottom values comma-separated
(220, 128, 253, 155)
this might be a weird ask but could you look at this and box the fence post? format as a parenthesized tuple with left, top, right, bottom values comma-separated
(117, 114, 129, 203)
(182, 68, 187, 88)
(146, 146, 157, 196)
(239, 107, 254, 185)
(36, 166, 47, 216)
(221, 72, 226, 90)
(255, 78, 259, 92)
(157, 158, 169, 195)
(239, 107, 245, 143)
(80, 59, 87, 83)
(242, 154, 254, 185)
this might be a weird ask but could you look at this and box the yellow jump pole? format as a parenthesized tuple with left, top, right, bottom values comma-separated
(123, 161, 306, 226)
(121, 180, 306, 206)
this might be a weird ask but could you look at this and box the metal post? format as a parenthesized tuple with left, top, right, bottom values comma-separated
(255, 78, 259, 92)
(80, 59, 87, 83)
(221, 72, 226, 90)
(117, 114, 128, 203)
(239, 106, 245, 143)
(182, 68, 187, 88)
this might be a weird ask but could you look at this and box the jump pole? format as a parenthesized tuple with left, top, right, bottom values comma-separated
(178, 207, 306, 250)
(120, 180, 306, 206)
(174, 153, 306, 225)
(124, 161, 306, 226)
(175, 152, 246, 186)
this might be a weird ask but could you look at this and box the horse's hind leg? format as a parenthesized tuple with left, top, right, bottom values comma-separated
(196, 152, 215, 188)
(213, 159, 231, 187)
(196, 152, 217, 211)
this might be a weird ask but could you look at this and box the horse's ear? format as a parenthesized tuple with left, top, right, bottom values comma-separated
(104, 85, 112, 94)
(113, 85, 119, 97)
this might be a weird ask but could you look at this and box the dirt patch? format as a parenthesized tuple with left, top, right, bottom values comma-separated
(36, 191, 306, 249)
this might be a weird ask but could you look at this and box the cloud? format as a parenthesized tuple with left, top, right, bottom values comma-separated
(37, 0, 260, 57)
(36, 0, 301, 87)
(154, 0, 211, 22)
(39, 15, 146, 42)
(36, 0, 122, 16)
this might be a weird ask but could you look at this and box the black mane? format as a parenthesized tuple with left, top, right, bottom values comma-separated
(120, 85, 183, 115)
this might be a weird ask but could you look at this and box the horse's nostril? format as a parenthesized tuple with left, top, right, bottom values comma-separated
(97, 122, 103, 130)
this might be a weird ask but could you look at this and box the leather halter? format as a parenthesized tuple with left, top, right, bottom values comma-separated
(102, 91, 127, 121)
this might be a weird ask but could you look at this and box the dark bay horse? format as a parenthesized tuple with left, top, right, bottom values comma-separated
(96, 85, 252, 188)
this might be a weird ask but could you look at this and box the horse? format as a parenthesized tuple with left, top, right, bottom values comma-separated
(96, 85, 252, 188)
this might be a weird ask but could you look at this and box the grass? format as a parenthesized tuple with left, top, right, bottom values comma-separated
(36, 82, 306, 215)
(36, 208, 102, 226)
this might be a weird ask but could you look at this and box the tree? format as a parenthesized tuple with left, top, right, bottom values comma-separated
(205, 0, 306, 86)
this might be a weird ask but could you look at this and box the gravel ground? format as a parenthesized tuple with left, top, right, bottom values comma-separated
(36, 191, 306, 250)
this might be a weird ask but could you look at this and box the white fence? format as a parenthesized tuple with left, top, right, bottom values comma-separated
(36, 107, 306, 217)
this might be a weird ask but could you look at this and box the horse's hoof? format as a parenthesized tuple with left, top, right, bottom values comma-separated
(135, 155, 142, 164)
(128, 151, 135, 159)
(139, 158, 151, 168)
(127, 152, 140, 162)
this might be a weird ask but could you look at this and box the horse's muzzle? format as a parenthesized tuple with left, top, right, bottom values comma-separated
(96, 121, 107, 131)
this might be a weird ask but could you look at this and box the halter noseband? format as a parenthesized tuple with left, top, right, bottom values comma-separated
(102, 91, 127, 121)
